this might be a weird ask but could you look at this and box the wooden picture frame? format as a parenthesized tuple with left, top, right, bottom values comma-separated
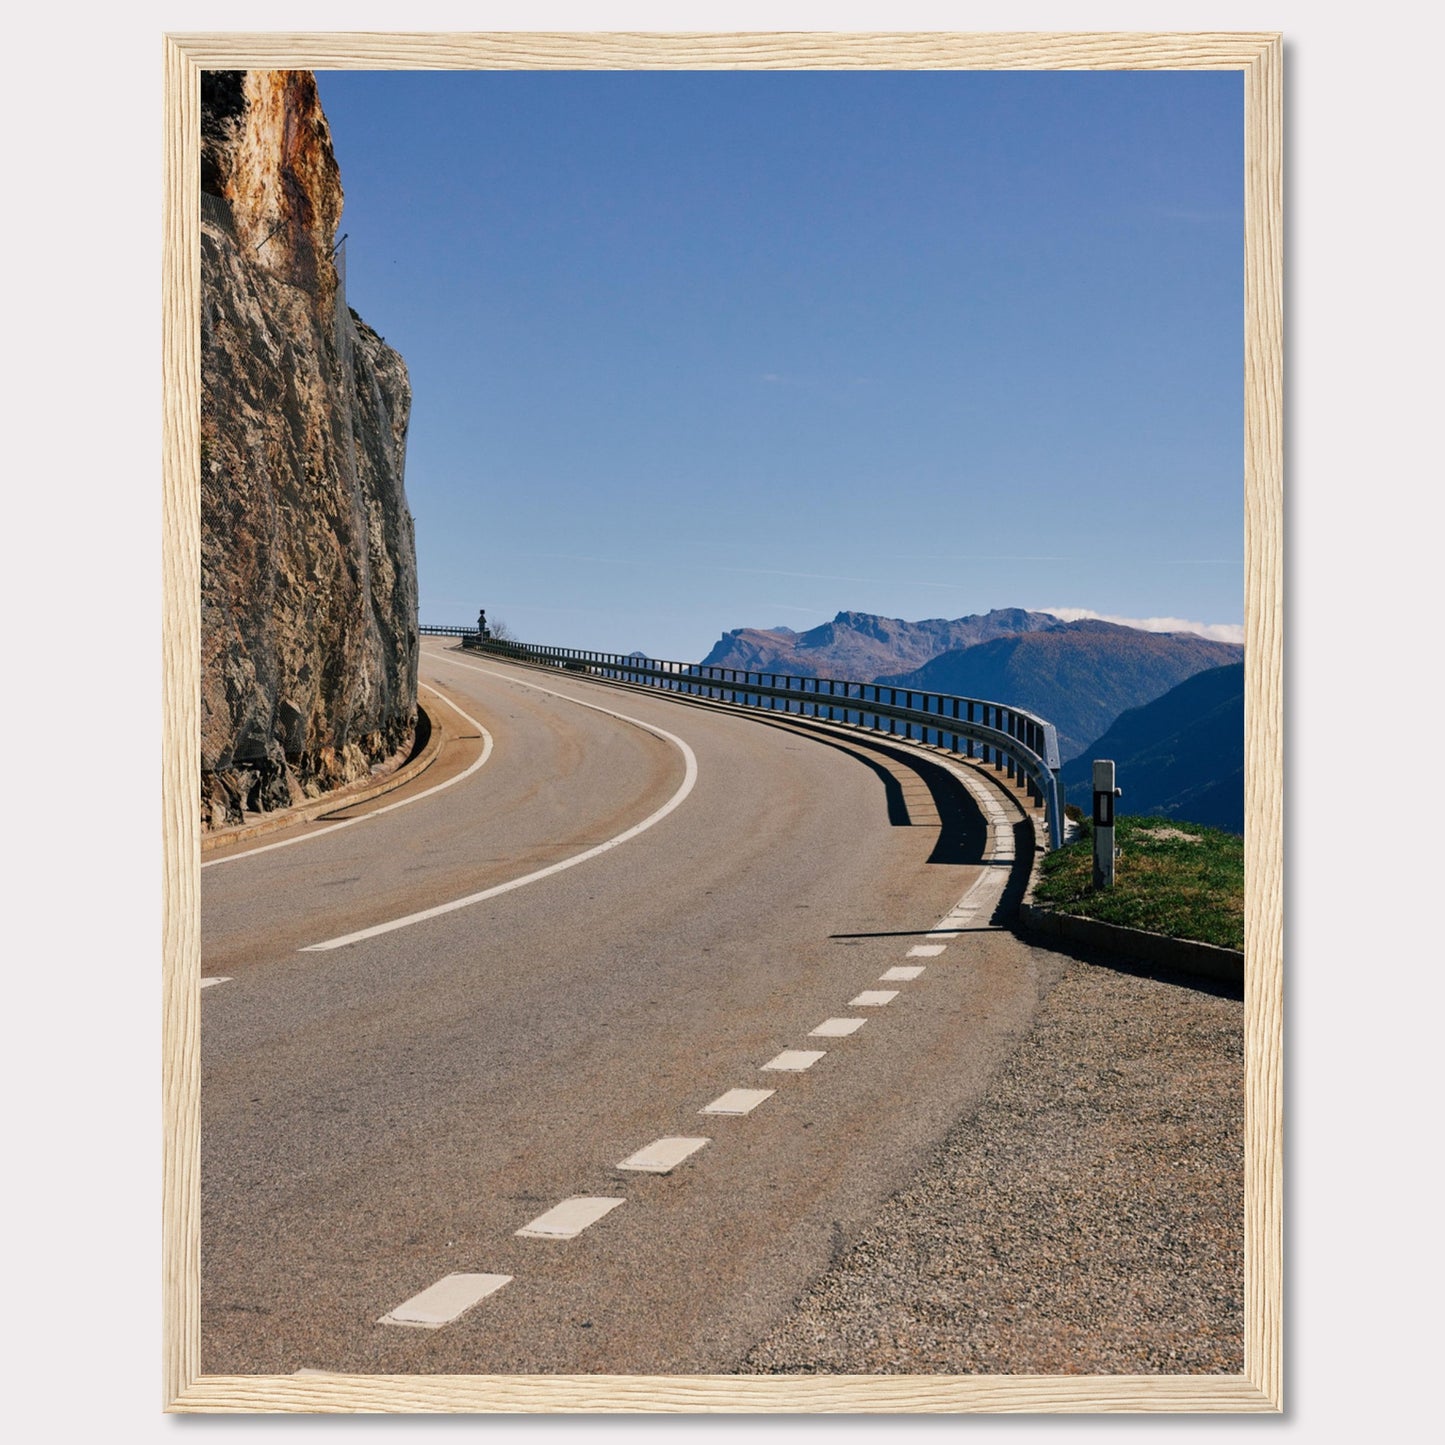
(162, 30, 1282, 1413)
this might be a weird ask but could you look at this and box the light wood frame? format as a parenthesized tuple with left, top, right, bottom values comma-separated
(162, 30, 1282, 1413)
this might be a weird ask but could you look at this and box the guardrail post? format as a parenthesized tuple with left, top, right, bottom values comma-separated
(1044, 770, 1063, 850)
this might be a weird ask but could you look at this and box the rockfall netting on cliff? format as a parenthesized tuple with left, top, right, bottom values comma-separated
(199, 70, 418, 829)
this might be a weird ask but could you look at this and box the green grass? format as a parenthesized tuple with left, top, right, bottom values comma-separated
(1034, 816, 1244, 951)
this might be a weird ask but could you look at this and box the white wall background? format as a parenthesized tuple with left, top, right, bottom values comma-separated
(5, 2, 1438, 1438)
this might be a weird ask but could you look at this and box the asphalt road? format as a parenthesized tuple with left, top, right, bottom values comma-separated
(200, 641, 1059, 1376)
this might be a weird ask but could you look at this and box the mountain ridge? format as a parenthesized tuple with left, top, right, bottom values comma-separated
(700, 607, 1061, 679)
(1059, 663, 1245, 833)
(698, 606, 1242, 766)
(878, 620, 1243, 763)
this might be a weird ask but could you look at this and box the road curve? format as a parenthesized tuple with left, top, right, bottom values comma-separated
(200, 641, 1055, 1375)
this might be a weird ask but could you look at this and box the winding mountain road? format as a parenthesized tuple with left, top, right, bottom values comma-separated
(200, 640, 1059, 1376)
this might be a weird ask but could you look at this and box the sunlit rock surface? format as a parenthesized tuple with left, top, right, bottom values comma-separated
(199, 70, 417, 828)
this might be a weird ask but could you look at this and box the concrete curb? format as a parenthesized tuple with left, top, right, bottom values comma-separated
(1005, 783, 1243, 984)
(1014, 901, 1245, 984)
(200, 702, 443, 854)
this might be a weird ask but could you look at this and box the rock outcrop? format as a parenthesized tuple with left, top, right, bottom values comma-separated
(199, 70, 418, 829)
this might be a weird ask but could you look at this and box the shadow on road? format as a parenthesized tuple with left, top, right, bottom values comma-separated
(738, 714, 992, 867)
(993, 817, 1037, 922)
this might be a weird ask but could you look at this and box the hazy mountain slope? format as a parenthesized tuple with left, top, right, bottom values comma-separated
(1060, 663, 1245, 833)
(700, 608, 1058, 677)
(878, 620, 1243, 762)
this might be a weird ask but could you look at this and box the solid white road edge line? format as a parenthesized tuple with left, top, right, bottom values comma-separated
(200, 977, 232, 989)
(202, 682, 494, 870)
(440, 644, 1019, 943)
(300, 663, 699, 952)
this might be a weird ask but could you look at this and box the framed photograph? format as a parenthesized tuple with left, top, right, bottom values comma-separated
(163, 31, 1281, 1413)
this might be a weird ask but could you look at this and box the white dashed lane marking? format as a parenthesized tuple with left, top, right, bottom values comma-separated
(932, 913, 980, 933)
(701, 1088, 775, 1116)
(810, 1017, 866, 1038)
(762, 1049, 826, 1072)
(355, 690, 1036, 1333)
(378, 1273, 511, 1329)
(200, 977, 231, 989)
(617, 1137, 711, 1173)
(515, 1197, 624, 1239)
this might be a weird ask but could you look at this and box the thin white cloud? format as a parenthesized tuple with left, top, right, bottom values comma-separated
(1039, 607, 1244, 645)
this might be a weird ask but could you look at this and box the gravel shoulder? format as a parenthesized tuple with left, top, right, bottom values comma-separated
(741, 945, 1244, 1375)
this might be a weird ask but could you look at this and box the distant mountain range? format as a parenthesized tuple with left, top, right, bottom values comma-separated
(698, 608, 1243, 765)
(1060, 663, 1244, 834)
(700, 608, 1060, 679)
(878, 620, 1243, 763)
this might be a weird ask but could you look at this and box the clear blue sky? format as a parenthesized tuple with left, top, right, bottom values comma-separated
(316, 69, 1243, 660)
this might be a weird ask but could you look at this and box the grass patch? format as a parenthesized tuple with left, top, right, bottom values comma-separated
(1034, 816, 1244, 951)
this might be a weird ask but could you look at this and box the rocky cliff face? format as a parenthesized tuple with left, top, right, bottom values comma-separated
(199, 70, 418, 828)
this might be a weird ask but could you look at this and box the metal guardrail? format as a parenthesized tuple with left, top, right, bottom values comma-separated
(444, 633, 1067, 849)
(418, 624, 481, 638)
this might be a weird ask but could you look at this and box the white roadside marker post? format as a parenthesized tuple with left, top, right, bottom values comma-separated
(1092, 758, 1122, 889)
